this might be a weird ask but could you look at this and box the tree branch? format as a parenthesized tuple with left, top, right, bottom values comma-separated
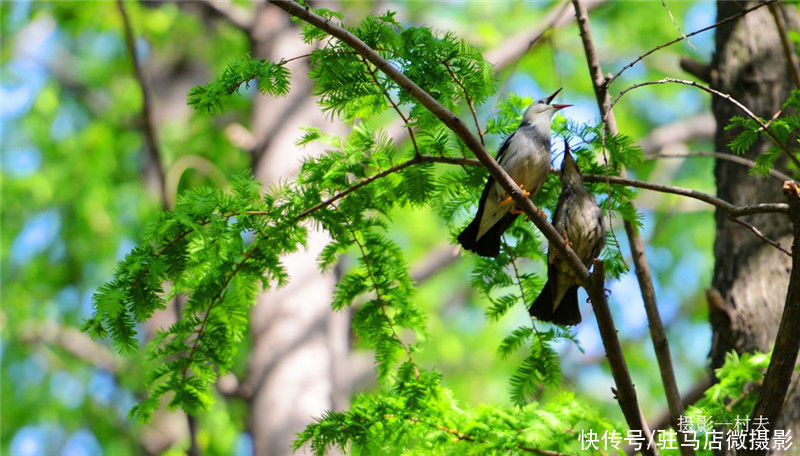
(361, 56, 421, 155)
(730, 217, 791, 257)
(117, 0, 168, 208)
(609, 77, 800, 170)
(484, 0, 606, 75)
(410, 245, 460, 284)
(678, 57, 711, 83)
(768, 2, 800, 91)
(740, 181, 800, 456)
(605, 0, 777, 88)
(197, 0, 254, 32)
(22, 323, 126, 374)
(580, 173, 789, 217)
(442, 59, 484, 146)
(572, 2, 679, 454)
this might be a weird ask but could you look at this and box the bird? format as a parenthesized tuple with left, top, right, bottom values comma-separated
(528, 143, 605, 326)
(457, 88, 571, 257)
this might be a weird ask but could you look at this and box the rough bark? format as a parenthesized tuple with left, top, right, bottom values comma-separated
(709, 2, 800, 454)
(244, 5, 350, 456)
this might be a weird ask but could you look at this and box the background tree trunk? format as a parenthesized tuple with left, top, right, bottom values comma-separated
(244, 5, 350, 456)
(710, 2, 800, 453)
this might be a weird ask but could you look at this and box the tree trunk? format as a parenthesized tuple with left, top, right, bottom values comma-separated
(710, 2, 800, 454)
(244, 5, 350, 456)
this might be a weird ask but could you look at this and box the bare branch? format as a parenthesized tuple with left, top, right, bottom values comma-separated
(117, 0, 167, 207)
(197, 0, 254, 32)
(606, 0, 777, 88)
(484, 0, 607, 74)
(21, 323, 126, 374)
(730, 217, 791, 257)
(442, 59, 484, 146)
(679, 57, 711, 83)
(768, 2, 800, 91)
(581, 173, 789, 216)
(410, 245, 460, 284)
(660, 0, 693, 50)
(609, 77, 800, 170)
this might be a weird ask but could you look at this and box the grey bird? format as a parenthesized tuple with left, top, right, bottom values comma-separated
(529, 145, 605, 326)
(457, 89, 570, 257)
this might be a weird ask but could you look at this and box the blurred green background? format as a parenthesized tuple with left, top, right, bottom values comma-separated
(2, 1, 720, 454)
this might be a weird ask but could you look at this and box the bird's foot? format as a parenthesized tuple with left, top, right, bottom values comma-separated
(499, 185, 530, 207)
(549, 235, 572, 264)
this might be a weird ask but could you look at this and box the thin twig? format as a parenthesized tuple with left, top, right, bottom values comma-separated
(768, 2, 800, 90)
(346, 220, 419, 377)
(361, 56, 421, 156)
(296, 155, 477, 220)
(181, 247, 257, 380)
(581, 173, 789, 216)
(277, 52, 314, 65)
(730, 218, 791, 257)
(660, 0, 693, 50)
(117, 0, 167, 207)
(606, 0, 777, 87)
(397, 415, 576, 456)
(609, 77, 800, 170)
(442, 59, 484, 146)
(504, 237, 528, 305)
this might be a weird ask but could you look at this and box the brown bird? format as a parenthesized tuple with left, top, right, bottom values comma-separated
(529, 145, 605, 326)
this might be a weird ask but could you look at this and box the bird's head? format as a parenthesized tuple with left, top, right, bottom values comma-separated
(521, 88, 572, 125)
(560, 142, 583, 186)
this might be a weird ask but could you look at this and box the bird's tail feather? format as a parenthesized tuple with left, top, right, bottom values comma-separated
(529, 283, 581, 326)
(457, 214, 515, 258)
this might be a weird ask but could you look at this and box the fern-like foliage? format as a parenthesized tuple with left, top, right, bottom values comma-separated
(726, 89, 800, 175)
(685, 351, 770, 435)
(294, 364, 617, 455)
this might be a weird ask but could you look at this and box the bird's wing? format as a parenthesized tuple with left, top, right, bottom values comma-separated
(495, 131, 516, 165)
(471, 131, 518, 240)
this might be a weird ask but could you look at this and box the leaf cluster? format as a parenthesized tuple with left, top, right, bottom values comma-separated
(295, 364, 616, 456)
(726, 89, 800, 176)
(686, 351, 770, 431)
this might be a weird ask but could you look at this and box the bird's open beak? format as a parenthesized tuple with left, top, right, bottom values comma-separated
(545, 88, 572, 110)
(545, 88, 562, 104)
